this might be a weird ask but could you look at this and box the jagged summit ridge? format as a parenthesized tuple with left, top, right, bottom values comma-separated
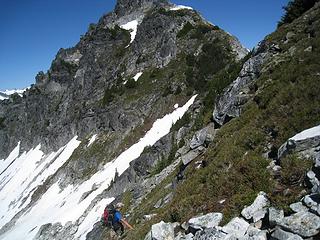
(114, 0, 169, 17)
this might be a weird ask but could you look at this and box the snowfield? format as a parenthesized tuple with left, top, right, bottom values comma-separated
(0, 95, 197, 240)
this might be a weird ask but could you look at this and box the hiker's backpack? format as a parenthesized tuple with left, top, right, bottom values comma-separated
(103, 204, 115, 227)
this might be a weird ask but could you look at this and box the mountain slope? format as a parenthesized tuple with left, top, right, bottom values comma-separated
(0, 0, 248, 239)
(120, 2, 320, 239)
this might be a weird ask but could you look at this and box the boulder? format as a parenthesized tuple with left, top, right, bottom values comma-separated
(181, 147, 205, 165)
(190, 123, 215, 149)
(303, 194, 320, 214)
(242, 226, 267, 240)
(145, 221, 175, 240)
(278, 211, 320, 237)
(241, 192, 269, 221)
(268, 207, 284, 227)
(316, 150, 320, 167)
(175, 232, 194, 240)
(278, 125, 320, 160)
(213, 41, 271, 126)
(194, 227, 227, 240)
(181, 222, 189, 231)
(188, 212, 223, 230)
(290, 202, 309, 213)
(222, 217, 250, 238)
(176, 146, 190, 158)
(306, 171, 320, 193)
(271, 227, 303, 240)
(252, 209, 267, 223)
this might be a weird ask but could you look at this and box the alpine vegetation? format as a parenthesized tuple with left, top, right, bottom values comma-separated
(1, 0, 320, 239)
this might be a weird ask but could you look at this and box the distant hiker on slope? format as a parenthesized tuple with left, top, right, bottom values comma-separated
(104, 202, 133, 238)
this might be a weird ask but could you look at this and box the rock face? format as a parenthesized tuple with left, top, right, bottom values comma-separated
(213, 40, 279, 125)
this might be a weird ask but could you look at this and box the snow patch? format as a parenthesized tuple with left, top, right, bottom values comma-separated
(133, 72, 143, 82)
(0, 95, 197, 240)
(1, 88, 28, 96)
(0, 142, 20, 175)
(87, 134, 98, 147)
(0, 137, 81, 239)
(170, 5, 193, 11)
(174, 104, 179, 109)
(120, 20, 139, 45)
(290, 125, 320, 141)
(75, 198, 114, 240)
(0, 88, 29, 100)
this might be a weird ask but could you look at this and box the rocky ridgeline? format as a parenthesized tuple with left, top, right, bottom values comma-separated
(143, 124, 320, 240)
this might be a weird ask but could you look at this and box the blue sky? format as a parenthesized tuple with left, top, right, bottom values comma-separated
(0, 0, 288, 91)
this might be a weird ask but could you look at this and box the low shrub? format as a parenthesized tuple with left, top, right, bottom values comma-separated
(278, 0, 319, 27)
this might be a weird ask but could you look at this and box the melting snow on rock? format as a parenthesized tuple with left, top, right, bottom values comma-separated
(133, 72, 143, 82)
(170, 5, 193, 11)
(0, 95, 197, 240)
(87, 134, 98, 147)
(120, 19, 139, 45)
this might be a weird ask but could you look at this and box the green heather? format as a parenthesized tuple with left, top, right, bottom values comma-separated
(122, 3, 320, 238)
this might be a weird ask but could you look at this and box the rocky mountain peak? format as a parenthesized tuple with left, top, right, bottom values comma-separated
(114, 0, 169, 17)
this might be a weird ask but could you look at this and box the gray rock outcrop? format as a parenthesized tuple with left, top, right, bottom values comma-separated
(213, 40, 279, 126)
(278, 211, 320, 237)
(290, 202, 309, 213)
(222, 217, 250, 238)
(188, 212, 223, 230)
(278, 125, 320, 161)
(271, 227, 303, 240)
(145, 221, 175, 240)
(189, 123, 215, 149)
(268, 207, 284, 227)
